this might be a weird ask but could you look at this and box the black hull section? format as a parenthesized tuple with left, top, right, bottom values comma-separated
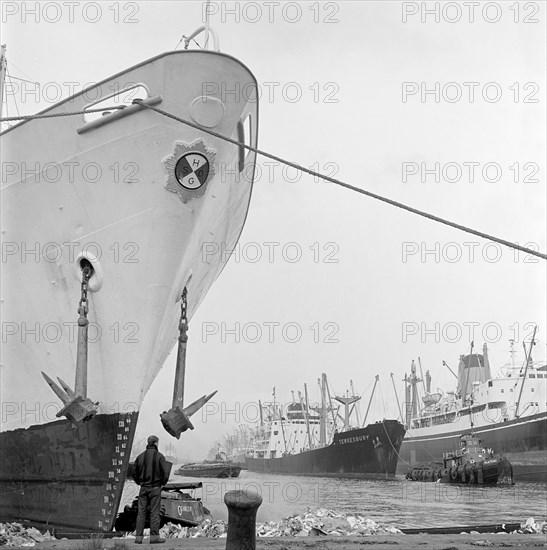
(0, 412, 138, 534)
(246, 420, 405, 477)
(175, 465, 241, 478)
(398, 412, 547, 481)
(406, 461, 504, 485)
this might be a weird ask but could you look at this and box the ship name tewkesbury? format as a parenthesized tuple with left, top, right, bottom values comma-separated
(338, 435, 369, 445)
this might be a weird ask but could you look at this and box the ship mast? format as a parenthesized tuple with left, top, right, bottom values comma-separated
(0, 45, 6, 121)
(410, 360, 421, 419)
(362, 374, 379, 427)
(279, 403, 288, 454)
(465, 342, 476, 433)
(509, 339, 516, 370)
(324, 377, 338, 430)
(334, 392, 360, 431)
(350, 380, 361, 425)
(418, 357, 427, 394)
(404, 373, 411, 428)
(311, 374, 329, 446)
(515, 326, 538, 418)
(390, 373, 404, 423)
(301, 387, 313, 450)
(319, 374, 327, 446)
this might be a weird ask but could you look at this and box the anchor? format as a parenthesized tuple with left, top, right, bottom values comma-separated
(160, 288, 217, 438)
(42, 264, 98, 424)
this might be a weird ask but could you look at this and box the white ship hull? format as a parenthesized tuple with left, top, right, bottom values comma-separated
(0, 50, 258, 532)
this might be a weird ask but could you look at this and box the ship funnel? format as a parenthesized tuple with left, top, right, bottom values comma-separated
(457, 346, 491, 399)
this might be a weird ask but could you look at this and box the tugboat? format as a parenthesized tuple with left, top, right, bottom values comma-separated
(406, 433, 513, 485)
(175, 449, 242, 478)
(175, 462, 241, 478)
(114, 482, 211, 532)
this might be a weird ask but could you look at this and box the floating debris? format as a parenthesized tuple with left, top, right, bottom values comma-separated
(0, 523, 56, 547)
(516, 517, 547, 534)
(255, 508, 403, 537)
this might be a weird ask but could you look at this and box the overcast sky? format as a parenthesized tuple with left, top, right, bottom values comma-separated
(2, 1, 545, 460)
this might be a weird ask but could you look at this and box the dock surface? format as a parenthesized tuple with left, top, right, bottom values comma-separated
(18, 532, 547, 549)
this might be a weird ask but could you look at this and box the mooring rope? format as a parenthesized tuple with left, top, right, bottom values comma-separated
(1, 102, 545, 261)
(134, 101, 547, 261)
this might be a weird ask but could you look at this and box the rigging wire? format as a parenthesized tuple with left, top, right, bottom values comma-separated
(5, 65, 20, 120)
(1, 100, 545, 261)
(377, 378, 388, 419)
(4, 74, 38, 84)
(173, 36, 185, 50)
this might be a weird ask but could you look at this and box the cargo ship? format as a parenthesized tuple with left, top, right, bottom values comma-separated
(245, 374, 406, 477)
(0, 29, 258, 533)
(397, 338, 547, 481)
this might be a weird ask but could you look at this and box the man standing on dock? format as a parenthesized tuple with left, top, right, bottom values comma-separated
(133, 435, 171, 544)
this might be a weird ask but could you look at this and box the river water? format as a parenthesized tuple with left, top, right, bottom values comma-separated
(121, 471, 547, 529)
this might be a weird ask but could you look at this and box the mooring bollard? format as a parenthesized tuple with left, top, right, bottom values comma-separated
(224, 490, 263, 550)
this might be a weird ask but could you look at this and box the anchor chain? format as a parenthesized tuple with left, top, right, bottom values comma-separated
(179, 287, 188, 345)
(172, 287, 189, 411)
(75, 265, 91, 397)
(78, 265, 91, 327)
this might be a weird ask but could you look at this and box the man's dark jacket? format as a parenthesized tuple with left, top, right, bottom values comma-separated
(133, 444, 171, 488)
